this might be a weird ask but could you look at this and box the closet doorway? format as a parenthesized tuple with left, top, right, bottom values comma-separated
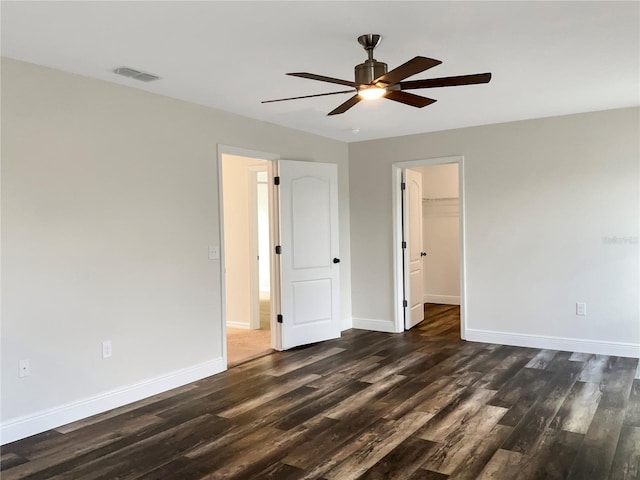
(393, 155, 466, 339)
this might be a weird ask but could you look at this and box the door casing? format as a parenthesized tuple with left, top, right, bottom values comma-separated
(248, 164, 270, 330)
(392, 155, 467, 337)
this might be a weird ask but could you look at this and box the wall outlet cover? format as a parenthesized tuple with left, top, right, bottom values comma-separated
(576, 302, 587, 316)
(19, 359, 30, 377)
(102, 340, 112, 359)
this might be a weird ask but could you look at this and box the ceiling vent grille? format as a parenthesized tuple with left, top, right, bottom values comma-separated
(113, 67, 160, 82)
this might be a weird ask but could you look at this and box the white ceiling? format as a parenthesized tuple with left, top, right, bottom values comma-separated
(1, 1, 638, 142)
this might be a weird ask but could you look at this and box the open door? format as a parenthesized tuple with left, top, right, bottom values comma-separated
(278, 160, 341, 349)
(404, 168, 425, 329)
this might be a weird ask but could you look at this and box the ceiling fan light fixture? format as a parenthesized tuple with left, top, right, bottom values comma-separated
(358, 86, 386, 100)
(263, 33, 491, 115)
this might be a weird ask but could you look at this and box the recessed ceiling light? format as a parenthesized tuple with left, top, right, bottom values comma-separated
(113, 67, 160, 82)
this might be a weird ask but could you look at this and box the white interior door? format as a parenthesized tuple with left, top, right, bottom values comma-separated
(404, 168, 425, 329)
(278, 160, 341, 349)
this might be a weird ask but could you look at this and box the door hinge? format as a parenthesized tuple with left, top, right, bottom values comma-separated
(275, 245, 282, 254)
(277, 314, 283, 323)
(401, 182, 406, 190)
(403, 300, 408, 308)
(274, 176, 280, 185)
(402, 241, 407, 249)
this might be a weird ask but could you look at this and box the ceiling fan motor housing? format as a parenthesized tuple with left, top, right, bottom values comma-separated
(355, 60, 387, 85)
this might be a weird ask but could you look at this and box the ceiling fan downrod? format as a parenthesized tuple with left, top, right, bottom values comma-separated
(355, 34, 388, 85)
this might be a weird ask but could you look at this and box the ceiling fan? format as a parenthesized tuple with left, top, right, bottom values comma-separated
(262, 34, 492, 116)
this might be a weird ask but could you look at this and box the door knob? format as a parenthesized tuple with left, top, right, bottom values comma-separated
(421, 252, 427, 257)
(333, 258, 341, 264)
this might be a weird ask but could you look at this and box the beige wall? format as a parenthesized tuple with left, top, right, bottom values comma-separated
(420, 163, 459, 199)
(0, 58, 351, 434)
(349, 108, 639, 352)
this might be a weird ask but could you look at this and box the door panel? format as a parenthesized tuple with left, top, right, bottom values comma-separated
(404, 168, 425, 329)
(291, 176, 332, 269)
(292, 279, 333, 324)
(279, 160, 341, 349)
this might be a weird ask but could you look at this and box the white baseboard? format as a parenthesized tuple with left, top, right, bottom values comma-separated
(465, 329, 640, 358)
(0, 357, 225, 445)
(342, 317, 353, 331)
(423, 294, 460, 305)
(226, 321, 250, 329)
(353, 317, 399, 333)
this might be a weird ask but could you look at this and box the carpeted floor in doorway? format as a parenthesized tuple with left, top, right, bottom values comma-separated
(226, 299, 272, 367)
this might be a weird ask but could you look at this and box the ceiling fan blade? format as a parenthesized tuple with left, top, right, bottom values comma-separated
(384, 91, 437, 108)
(327, 94, 361, 116)
(399, 72, 492, 90)
(374, 57, 442, 86)
(262, 89, 355, 104)
(287, 72, 360, 88)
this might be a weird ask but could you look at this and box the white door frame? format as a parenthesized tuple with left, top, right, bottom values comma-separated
(247, 164, 269, 330)
(217, 145, 282, 368)
(392, 155, 467, 338)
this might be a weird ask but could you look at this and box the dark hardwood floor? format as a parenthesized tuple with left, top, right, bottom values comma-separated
(2, 321, 639, 479)
(420, 303, 460, 340)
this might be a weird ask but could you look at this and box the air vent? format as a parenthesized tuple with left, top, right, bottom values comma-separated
(113, 67, 140, 77)
(134, 73, 160, 82)
(113, 67, 160, 82)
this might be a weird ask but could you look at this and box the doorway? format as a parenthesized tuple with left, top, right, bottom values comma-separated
(218, 147, 343, 366)
(393, 156, 466, 339)
(221, 153, 275, 366)
(415, 163, 461, 339)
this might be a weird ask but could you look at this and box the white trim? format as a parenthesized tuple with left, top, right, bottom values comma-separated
(353, 317, 400, 333)
(392, 166, 405, 335)
(392, 156, 467, 340)
(247, 164, 269, 330)
(270, 160, 282, 351)
(342, 317, 353, 331)
(466, 329, 640, 358)
(0, 357, 225, 445)
(226, 321, 251, 329)
(423, 295, 460, 305)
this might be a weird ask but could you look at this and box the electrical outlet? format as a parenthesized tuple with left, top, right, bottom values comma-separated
(576, 302, 587, 316)
(208, 245, 219, 260)
(19, 359, 30, 377)
(102, 340, 112, 359)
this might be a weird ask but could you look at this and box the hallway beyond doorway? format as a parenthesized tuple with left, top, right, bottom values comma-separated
(226, 297, 273, 366)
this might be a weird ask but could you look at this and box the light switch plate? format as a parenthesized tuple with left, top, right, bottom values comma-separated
(19, 359, 30, 377)
(102, 340, 112, 359)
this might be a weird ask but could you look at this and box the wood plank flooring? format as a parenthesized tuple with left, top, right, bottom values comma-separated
(2, 320, 639, 479)
(421, 303, 460, 339)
